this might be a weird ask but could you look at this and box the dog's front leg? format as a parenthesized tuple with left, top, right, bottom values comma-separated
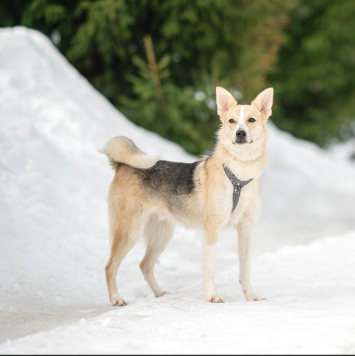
(203, 224, 224, 303)
(237, 215, 265, 302)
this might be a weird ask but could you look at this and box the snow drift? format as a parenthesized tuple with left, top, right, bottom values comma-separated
(0, 27, 194, 310)
(1, 27, 355, 353)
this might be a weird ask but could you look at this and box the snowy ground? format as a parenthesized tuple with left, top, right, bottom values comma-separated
(1, 27, 355, 354)
(2, 232, 355, 354)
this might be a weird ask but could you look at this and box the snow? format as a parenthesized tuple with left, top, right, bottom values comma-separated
(330, 137, 355, 163)
(1, 26, 355, 353)
(2, 232, 355, 354)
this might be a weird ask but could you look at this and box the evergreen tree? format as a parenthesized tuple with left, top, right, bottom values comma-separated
(268, 0, 355, 146)
(0, 0, 291, 153)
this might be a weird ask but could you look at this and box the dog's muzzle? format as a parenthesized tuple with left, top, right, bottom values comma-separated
(235, 130, 247, 144)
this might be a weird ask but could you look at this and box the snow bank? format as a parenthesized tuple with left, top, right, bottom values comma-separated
(0, 26, 194, 310)
(1, 26, 355, 352)
(259, 124, 355, 250)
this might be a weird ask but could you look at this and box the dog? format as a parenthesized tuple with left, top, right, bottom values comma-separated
(101, 86, 273, 305)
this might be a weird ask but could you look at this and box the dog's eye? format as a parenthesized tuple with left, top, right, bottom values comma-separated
(248, 118, 256, 123)
(229, 119, 235, 123)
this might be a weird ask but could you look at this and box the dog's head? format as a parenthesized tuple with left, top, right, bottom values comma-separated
(216, 87, 273, 159)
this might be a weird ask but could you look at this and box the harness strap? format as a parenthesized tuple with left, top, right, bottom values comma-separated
(222, 164, 253, 213)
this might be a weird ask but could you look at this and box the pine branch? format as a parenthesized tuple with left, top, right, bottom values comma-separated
(143, 34, 165, 109)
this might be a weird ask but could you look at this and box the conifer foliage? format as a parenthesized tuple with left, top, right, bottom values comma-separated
(268, 0, 355, 146)
(1, 0, 355, 153)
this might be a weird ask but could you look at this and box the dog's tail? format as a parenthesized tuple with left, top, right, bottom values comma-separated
(101, 136, 159, 171)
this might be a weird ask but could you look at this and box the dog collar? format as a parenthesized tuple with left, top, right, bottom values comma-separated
(223, 164, 253, 213)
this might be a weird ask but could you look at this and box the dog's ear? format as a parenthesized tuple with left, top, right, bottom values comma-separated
(252, 88, 274, 121)
(216, 87, 237, 118)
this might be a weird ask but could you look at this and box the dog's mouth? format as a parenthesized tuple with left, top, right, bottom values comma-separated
(233, 140, 253, 145)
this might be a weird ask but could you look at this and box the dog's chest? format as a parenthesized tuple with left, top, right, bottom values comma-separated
(219, 177, 261, 225)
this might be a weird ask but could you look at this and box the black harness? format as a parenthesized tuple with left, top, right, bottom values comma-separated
(223, 164, 253, 213)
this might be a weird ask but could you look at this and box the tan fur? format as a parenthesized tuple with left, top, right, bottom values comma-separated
(102, 87, 273, 305)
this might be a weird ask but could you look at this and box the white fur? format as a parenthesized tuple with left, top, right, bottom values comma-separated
(237, 106, 247, 131)
(232, 106, 252, 144)
(101, 136, 159, 169)
(237, 213, 264, 301)
(203, 242, 224, 303)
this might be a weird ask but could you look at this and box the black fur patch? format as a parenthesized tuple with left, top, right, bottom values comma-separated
(137, 160, 200, 196)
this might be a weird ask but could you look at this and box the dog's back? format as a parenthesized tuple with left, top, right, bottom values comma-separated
(103, 136, 204, 219)
(135, 159, 200, 198)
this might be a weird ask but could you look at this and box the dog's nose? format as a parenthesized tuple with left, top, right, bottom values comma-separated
(236, 130, 246, 138)
(235, 130, 247, 144)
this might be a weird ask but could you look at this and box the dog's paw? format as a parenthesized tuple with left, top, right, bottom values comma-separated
(245, 294, 266, 302)
(110, 295, 128, 306)
(155, 291, 170, 298)
(208, 295, 225, 303)
(242, 287, 266, 302)
(253, 295, 266, 301)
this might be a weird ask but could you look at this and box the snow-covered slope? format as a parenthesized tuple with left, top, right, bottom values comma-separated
(1, 27, 355, 353)
(0, 27, 194, 310)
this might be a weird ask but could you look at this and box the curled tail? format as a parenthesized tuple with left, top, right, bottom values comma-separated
(101, 136, 159, 171)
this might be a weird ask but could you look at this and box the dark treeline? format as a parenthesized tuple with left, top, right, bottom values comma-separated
(1, 0, 355, 154)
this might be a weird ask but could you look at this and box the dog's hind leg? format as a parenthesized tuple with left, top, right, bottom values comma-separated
(140, 215, 175, 297)
(105, 214, 142, 306)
